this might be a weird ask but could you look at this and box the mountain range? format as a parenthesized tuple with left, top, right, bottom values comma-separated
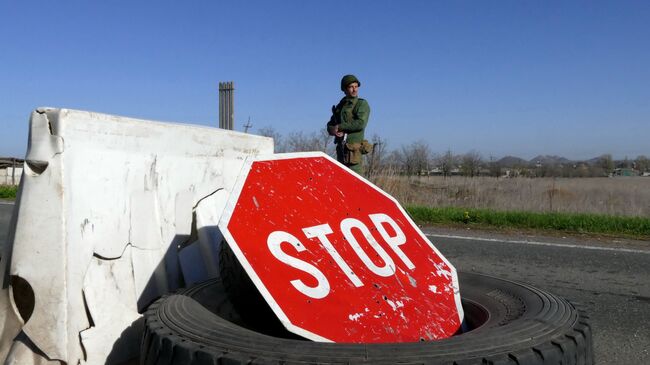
(496, 155, 607, 167)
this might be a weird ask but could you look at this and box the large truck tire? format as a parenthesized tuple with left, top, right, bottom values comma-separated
(141, 272, 593, 364)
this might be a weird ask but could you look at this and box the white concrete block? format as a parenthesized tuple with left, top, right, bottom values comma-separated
(0, 108, 273, 364)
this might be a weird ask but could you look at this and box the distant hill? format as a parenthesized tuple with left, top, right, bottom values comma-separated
(529, 155, 572, 165)
(497, 155, 529, 167)
(585, 156, 604, 166)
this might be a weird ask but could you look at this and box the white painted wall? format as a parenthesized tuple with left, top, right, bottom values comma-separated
(0, 167, 22, 185)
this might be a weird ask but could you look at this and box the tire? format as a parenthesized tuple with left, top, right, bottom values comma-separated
(141, 272, 593, 365)
(216, 240, 302, 339)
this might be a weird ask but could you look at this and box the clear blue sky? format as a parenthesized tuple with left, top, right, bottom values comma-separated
(1, 1, 648, 160)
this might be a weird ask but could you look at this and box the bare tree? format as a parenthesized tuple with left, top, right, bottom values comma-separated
(598, 154, 614, 175)
(437, 149, 455, 177)
(257, 126, 287, 153)
(635, 155, 649, 173)
(285, 131, 313, 152)
(460, 150, 482, 177)
(312, 128, 335, 155)
(365, 134, 387, 178)
(285, 130, 334, 155)
(622, 156, 632, 169)
(488, 155, 502, 178)
(383, 149, 403, 172)
(399, 141, 431, 176)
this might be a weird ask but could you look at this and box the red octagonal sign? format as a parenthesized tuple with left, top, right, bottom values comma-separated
(219, 152, 463, 343)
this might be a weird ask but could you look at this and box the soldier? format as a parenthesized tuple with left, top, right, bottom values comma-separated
(326, 74, 371, 174)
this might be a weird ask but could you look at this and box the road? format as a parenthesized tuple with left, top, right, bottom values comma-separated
(425, 228, 650, 365)
(1, 202, 647, 363)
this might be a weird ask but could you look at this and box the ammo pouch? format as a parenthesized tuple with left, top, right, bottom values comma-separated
(344, 142, 362, 165)
(360, 140, 373, 155)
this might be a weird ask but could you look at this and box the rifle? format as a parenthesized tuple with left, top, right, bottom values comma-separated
(327, 104, 345, 145)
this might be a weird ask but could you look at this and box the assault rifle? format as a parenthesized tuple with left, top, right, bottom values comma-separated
(327, 105, 345, 145)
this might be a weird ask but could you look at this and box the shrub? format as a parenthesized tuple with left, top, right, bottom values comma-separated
(0, 185, 18, 199)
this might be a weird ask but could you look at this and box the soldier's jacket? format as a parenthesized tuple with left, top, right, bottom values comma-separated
(327, 96, 370, 144)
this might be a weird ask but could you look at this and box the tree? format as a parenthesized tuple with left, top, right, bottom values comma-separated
(460, 151, 482, 177)
(635, 155, 649, 172)
(365, 134, 388, 178)
(439, 149, 455, 178)
(399, 141, 431, 175)
(285, 130, 334, 155)
(623, 156, 631, 169)
(488, 155, 502, 178)
(537, 162, 560, 178)
(598, 154, 614, 174)
(257, 126, 287, 153)
(383, 149, 403, 172)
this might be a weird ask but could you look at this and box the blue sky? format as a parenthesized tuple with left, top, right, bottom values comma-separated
(1, 1, 648, 160)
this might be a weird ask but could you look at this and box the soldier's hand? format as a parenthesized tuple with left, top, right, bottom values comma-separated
(332, 125, 344, 137)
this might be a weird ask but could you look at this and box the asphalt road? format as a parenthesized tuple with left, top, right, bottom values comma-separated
(1, 202, 647, 363)
(425, 228, 650, 365)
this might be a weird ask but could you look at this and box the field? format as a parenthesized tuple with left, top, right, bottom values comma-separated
(371, 175, 650, 217)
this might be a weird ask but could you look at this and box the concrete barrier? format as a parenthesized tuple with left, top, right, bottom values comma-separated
(0, 108, 273, 364)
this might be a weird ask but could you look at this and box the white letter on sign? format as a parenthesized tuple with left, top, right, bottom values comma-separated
(267, 231, 330, 299)
(303, 224, 364, 287)
(369, 213, 415, 270)
(340, 218, 396, 277)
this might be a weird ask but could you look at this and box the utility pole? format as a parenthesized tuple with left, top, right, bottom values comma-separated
(11, 158, 15, 185)
(243, 117, 252, 133)
(367, 141, 382, 178)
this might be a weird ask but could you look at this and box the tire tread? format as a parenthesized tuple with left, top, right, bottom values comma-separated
(140, 273, 594, 365)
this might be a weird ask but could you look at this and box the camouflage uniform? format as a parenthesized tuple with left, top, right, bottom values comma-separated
(326, 77, 371, 174)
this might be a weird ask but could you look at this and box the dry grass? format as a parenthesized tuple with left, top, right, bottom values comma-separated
(370, 174, 650, 217)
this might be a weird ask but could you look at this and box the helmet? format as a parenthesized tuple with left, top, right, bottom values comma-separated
(340, 74, 361, 91)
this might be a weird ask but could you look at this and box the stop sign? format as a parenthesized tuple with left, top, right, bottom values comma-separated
(218, 152, 463, 343)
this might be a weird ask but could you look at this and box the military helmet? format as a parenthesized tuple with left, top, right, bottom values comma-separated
(340, 74, 361, 91)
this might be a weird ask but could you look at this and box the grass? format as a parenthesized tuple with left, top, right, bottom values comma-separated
(0, 185, 18, 200)
(371, 174, 650, 217)
(2, 169, 648, 237)
(364, 171, 650, 240)
(366, 171, 650, 238)
(406, 205, 650, 239)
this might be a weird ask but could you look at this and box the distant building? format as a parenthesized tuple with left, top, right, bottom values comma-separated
(0, 158, 23, 186)
(428, 167, 443, 175)
(613, 168, 639, 177)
